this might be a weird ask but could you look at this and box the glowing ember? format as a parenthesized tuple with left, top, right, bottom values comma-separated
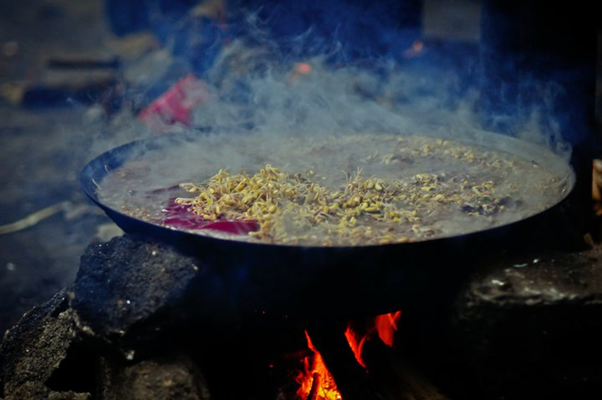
(403, 39, 425, 58)
(295, 62, 313, 75)
(296, 311, 402, 399)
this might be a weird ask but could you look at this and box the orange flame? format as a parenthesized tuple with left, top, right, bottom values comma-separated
(296, 311, 402, 399)
(296, 331, 342, 400)
(375, 310, 402, 347)
(344, 325, 368, 369)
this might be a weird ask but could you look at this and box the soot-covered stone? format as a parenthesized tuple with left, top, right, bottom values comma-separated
(70, 235, 198, 337)
(0, 288, 212, 400)
(98, 355, 211, 400)
(69, 234, 240, 349)
(409, 248, 602, 400)
(0, 235, 216, 399)
(0, 290, 88, 400)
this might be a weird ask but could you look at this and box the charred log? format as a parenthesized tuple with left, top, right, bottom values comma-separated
(362, 339, 449, 400)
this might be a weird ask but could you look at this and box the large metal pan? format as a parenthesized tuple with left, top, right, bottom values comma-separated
(80, 130, 575, 318)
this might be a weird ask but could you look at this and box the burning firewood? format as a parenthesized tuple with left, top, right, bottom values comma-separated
(592, 159, 602, 215)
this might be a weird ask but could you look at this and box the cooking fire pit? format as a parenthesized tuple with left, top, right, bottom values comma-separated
(3, 232, 602, 400)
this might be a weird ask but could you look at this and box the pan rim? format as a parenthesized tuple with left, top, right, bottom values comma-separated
(80, 129, 576, 251)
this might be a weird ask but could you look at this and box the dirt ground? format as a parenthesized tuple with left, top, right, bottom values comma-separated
(0, 0, 118, 333)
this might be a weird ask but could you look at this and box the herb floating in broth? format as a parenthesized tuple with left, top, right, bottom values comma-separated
(175, 164, 506, 246)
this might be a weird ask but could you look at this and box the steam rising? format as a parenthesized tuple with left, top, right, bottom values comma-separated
(86, 3, 579, 163)
(85, 4, 582, 246)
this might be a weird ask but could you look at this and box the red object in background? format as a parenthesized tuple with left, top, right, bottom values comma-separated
(138, 74, 209, 133)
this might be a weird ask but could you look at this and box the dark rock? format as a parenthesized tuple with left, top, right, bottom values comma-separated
(1, 242, 215, 399)
(409, 248, 602, 400)
(98, 356, 211, 400)
(69, 235, 197, 338)
(69, 235, 240, 350)
(0, 289, 90, 400)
